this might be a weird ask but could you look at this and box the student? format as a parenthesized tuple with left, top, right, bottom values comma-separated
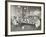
(12, 16, 18, 25)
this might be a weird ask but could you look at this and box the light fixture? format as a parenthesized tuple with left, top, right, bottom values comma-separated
(17, 6, 21, 8)
(24, 7, 27, 9)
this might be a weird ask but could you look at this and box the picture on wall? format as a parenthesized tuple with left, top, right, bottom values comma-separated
(5, 1, 45, 36)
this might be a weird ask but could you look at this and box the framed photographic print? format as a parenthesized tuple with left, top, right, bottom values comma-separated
(5, 1, 45, 36)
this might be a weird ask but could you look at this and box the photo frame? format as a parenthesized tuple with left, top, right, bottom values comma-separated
(5, 1, 45, 36)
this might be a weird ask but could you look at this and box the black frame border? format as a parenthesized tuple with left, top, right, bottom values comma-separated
(5, 1, 45, 36)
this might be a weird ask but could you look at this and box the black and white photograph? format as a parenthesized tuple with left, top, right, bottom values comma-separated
(11, 5, 41, 31)
(6, 1, 45, 35)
